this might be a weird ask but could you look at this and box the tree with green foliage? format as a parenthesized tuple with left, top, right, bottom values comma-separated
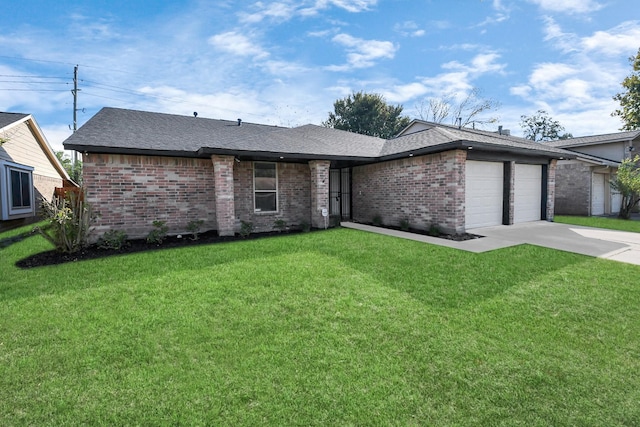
(612, 48, 640, 131)
(520, 110, 571, 142)
(611, 155, 640, 219)
(323, 91, 410, 139)
(55, 150, 82, 184)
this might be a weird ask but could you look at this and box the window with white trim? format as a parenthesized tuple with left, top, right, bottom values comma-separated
(1, 160, 35, 219)
(254, 162, 277, 212)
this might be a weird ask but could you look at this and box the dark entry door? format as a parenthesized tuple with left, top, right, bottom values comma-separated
(329, 168, 351, 220)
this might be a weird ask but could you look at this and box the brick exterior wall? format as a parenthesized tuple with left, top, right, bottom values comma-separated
(309, 160, 331, 229)
(83, 153, 217, 239)
(352, 150, 467, 233)
(233, 161, 311, 233)
(211, 155, 235, 236)
(554, 160, 591, 216)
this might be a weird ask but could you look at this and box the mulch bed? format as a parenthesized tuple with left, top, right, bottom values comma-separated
(13, 223, 481, 269)
(357, 222, 483, 242)
(14, 229, 306, 269)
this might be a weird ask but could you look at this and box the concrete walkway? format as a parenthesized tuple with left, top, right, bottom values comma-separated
(341, 221, 640, 266)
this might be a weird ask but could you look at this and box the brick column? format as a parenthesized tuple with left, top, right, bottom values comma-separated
(546, 159, 557, 221)
(211, 155, 235, 236)
(309, 160, 330, 229)
(451, 150, 467, 233)
(506, 161, 515, 225)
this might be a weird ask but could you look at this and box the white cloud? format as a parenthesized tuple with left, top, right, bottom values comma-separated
(442, 53, 506, 75)
(527, 0, 604, 14)
(326, 33, 396, 71)
(208, 31, 270, 59)
(239, 0, 376, 22)
(318, 0, 377, 13)
(238, 2, 297, 23)
(42, 124, 73, 153)
(394, 21, 426, 37)
(582, 21, 640, 56)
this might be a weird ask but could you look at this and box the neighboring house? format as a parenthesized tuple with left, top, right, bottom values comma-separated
(546, 130, 640, 216)
(63, 108, 570, 240)
(0, 112, 74, 230)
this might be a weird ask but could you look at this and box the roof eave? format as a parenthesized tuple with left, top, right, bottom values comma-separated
(465, 141, 574, 159)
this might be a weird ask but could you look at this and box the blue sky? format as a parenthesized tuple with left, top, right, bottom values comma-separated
(1, 0, 639, 151)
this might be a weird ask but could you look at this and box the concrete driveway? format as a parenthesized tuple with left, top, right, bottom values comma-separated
(467, 221, 640, 265)
(342, 221, 640, 266)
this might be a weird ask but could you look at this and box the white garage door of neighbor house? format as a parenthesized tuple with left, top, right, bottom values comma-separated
(592, 173, 606, 216)
(465, 160, 504, 229)
(514, 164, 542, 223)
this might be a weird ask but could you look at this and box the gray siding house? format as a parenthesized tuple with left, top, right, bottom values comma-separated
(546, 131, 640, 216)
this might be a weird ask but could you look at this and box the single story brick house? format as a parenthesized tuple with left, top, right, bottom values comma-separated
(63, 108, 570, 239)
(1, 112, 74, 231)
(546, 130, 640, 216)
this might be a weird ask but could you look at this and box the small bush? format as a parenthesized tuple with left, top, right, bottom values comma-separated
(239, 220, 253, 238)
(400, 218, 410, 231)
(187, 219, 205, 240)
(299, 220, 311, 232)
(97, 230, 128, 250)
(147, 220, 169, 245)
(372, 215, 383, 226)
(34, 192, 95, 253)
(273, 219, 287, 232)
(427, 224, 441, 237)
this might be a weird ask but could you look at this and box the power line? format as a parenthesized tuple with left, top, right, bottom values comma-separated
(0, 88, 68, 92)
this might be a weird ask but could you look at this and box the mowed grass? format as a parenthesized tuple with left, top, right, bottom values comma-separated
(555, 214, 640, 233)
(1, 225, 640, 425)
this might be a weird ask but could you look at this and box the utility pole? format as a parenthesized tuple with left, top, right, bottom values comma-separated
(71, 65, 80, 181)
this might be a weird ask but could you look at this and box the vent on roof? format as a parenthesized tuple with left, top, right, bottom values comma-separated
(193, 112, 198, 118)
(237, 118, 242, 126)
(497, 126, 510, 136)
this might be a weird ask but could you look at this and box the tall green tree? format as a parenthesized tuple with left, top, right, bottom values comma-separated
(520, 110, 571, 142)
(611, 155, 640, 219)
(612, 48, 640, 131)
(55, 150, 82, 184)
(323, 91, 410, 139)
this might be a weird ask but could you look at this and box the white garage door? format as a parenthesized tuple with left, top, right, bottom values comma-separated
(591, 173, 605, 216)
(465, 160, 504, 229)
(514, 164, 542, 223)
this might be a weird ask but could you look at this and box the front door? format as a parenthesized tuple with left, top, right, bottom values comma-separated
(329, 168, 351, 220)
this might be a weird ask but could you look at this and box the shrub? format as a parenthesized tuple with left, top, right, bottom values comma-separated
(299, 220, 311, 232)
(187, 219, 205, 240)
(400, 218, 410, 231)
(146, 220, 169, 245)
(97, 230, 128, 250)
(427, 224, 441, 237)
(273, 219, 287, 232)
(34, 192, 95, 253)
(372, 215, 383, 226)
(239, 220, 253, 238)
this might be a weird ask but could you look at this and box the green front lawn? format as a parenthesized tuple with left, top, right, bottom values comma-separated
(555, 215, 640, 233)
(1, 225, 639, 425)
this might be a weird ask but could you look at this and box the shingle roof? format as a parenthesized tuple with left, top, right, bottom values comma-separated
(0, 112, 29, 129)
(545, 130, 640, 148)
(63, 107, 283, 155)
(384, 121, 571, 157)
(64, 107, 569, 160)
